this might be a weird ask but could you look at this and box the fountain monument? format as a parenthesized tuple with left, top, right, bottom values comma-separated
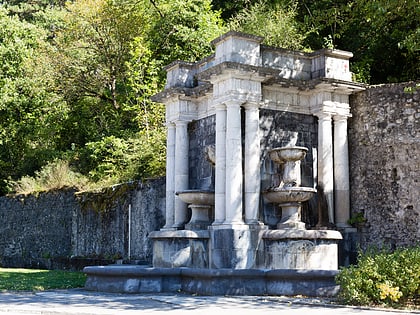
(84, 31, 364, 296)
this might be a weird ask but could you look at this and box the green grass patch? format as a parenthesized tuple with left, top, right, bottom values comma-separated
(0, 268, 86, 291)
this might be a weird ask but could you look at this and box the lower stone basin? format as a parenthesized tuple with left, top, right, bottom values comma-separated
(263, 187, 316, 204)
(176, 190, 215, 205)
(268, 146, 308, 164)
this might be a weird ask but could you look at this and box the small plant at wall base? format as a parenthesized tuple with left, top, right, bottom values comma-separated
(347, 212, 366, 226)
(336, 246, 420, 308)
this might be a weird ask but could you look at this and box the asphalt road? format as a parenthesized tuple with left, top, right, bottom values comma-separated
(0, 289, 417, 315)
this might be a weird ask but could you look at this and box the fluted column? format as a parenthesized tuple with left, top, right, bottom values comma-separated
(244, 102, 261, 224)
(224, 100, 244, 225)
(163, 123, 176, 230)
(317, 112, 334, 224)
(213, 103, 226, 225)
(333, 115, 351, 227)
(173, 120, 189, 228)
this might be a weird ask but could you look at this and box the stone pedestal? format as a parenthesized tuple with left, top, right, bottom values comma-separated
(150, 230, 209, 268)
(209, 225, 266, 269)
(262, 230, 342, 270)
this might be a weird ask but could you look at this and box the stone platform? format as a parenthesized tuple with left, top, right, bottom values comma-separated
(84, 265, 339, 297)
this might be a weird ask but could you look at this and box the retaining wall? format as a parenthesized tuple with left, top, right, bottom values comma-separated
(0, 178, 165, 269)
(349, 82, 419, 249)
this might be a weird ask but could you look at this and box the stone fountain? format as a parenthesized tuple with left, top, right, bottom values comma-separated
(263, 146, 316, 229)
(176, 145, 215, 230)
(83, 31, 364, 297)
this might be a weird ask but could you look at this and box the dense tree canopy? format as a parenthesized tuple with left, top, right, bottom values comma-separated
(0, 0, 418, 195)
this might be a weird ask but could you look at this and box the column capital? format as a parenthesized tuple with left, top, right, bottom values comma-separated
(242, 100, 262, 110)
(223, 99, 244, 107)
(214, 103, 226, 111)
(173, 119, 190, 126)
(313, 111, 332, 120)
(333, 114, 351, 122)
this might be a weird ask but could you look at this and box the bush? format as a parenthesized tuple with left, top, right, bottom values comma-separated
(9, 159, 88, 194)
(336, 246, 420, 307)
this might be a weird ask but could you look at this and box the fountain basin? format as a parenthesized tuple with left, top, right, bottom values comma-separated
(263, 187, 316, 204)
(176, 190, 215, 230)
(176, 190, 215, 205)
(268, 146, 308, 164)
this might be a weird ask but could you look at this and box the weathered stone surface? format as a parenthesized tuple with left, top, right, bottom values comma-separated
(188, 115, 216, 190)
(0, 189, 75, 268)
(150, 230, 209, 268)
(84, 265, 339, 297)
(349, 82, 420, 249)
(0, 179, 165, 269)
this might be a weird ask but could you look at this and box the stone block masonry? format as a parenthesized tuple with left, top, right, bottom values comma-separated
(0, 178, 165, 270)
(349, 82, 419, 249)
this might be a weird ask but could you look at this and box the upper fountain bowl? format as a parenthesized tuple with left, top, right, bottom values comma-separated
(268, 146, 308, 164)
(176, 190, 215, 205)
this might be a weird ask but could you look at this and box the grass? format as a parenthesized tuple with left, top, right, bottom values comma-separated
(0, 268, 86, 291)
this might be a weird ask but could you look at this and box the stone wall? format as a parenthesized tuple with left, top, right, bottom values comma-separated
(0, 178, 165, 269)
(188, 115, 216, 190)
(349, 82, 419, 249)
(0, 189, 76, 268)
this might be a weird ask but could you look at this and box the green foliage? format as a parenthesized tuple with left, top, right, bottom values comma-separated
(1, 0, 419, 194)
(297, 0, 420, 83)
(0, 6, 68, 194)
(0, 268, 86, 291)
(10, 160, 88, 194)
(347, 212, 366, 226)
(228, 0, 305, 49)
(147, 0, 226, 67)
(336, 246, 420, 307)
(83, 131, 165, 183)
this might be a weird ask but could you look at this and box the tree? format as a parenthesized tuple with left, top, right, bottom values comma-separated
(146, 0, 226, 67)
(297, 0, 419, 83)
(228, 0, 305, 49)
(339, 0, 419, 83)
(0, 6, 67, 194)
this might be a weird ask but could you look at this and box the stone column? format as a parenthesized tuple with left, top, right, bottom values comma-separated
(224, 100, 244, 225)
(163, 123, 176, 230)
(333, 115, 351, 227)
(316, 112, 334, 224)
(244, 102, 261, 224)
(173, 120, 189, 228)
(213, 103, 226, 225)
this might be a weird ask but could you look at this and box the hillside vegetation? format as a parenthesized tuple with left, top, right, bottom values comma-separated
(0, 0, 418, 195)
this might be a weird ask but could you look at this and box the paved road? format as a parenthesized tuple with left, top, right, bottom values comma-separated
(0, 289, 417, 315)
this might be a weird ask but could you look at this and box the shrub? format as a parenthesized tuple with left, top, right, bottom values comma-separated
(336, 246, 420, 307)
(10, 159, 88, 194)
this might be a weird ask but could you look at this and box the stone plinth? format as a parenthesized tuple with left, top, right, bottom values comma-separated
(150, 230, 209, 268)
(209, 225, 266, 269)
(262, 230, 342, 270)
(84, 265, 339, 297)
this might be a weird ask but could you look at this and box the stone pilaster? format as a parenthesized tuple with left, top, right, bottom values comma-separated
(316, 112, 335, 224)
(173, 120, 189, 228)
(213, 103, 227, 225)
(163, 123, 176, 230)
(333, 115, 351, 228)
(224, 100, 244, 225)
(243, 102, 261, 224)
